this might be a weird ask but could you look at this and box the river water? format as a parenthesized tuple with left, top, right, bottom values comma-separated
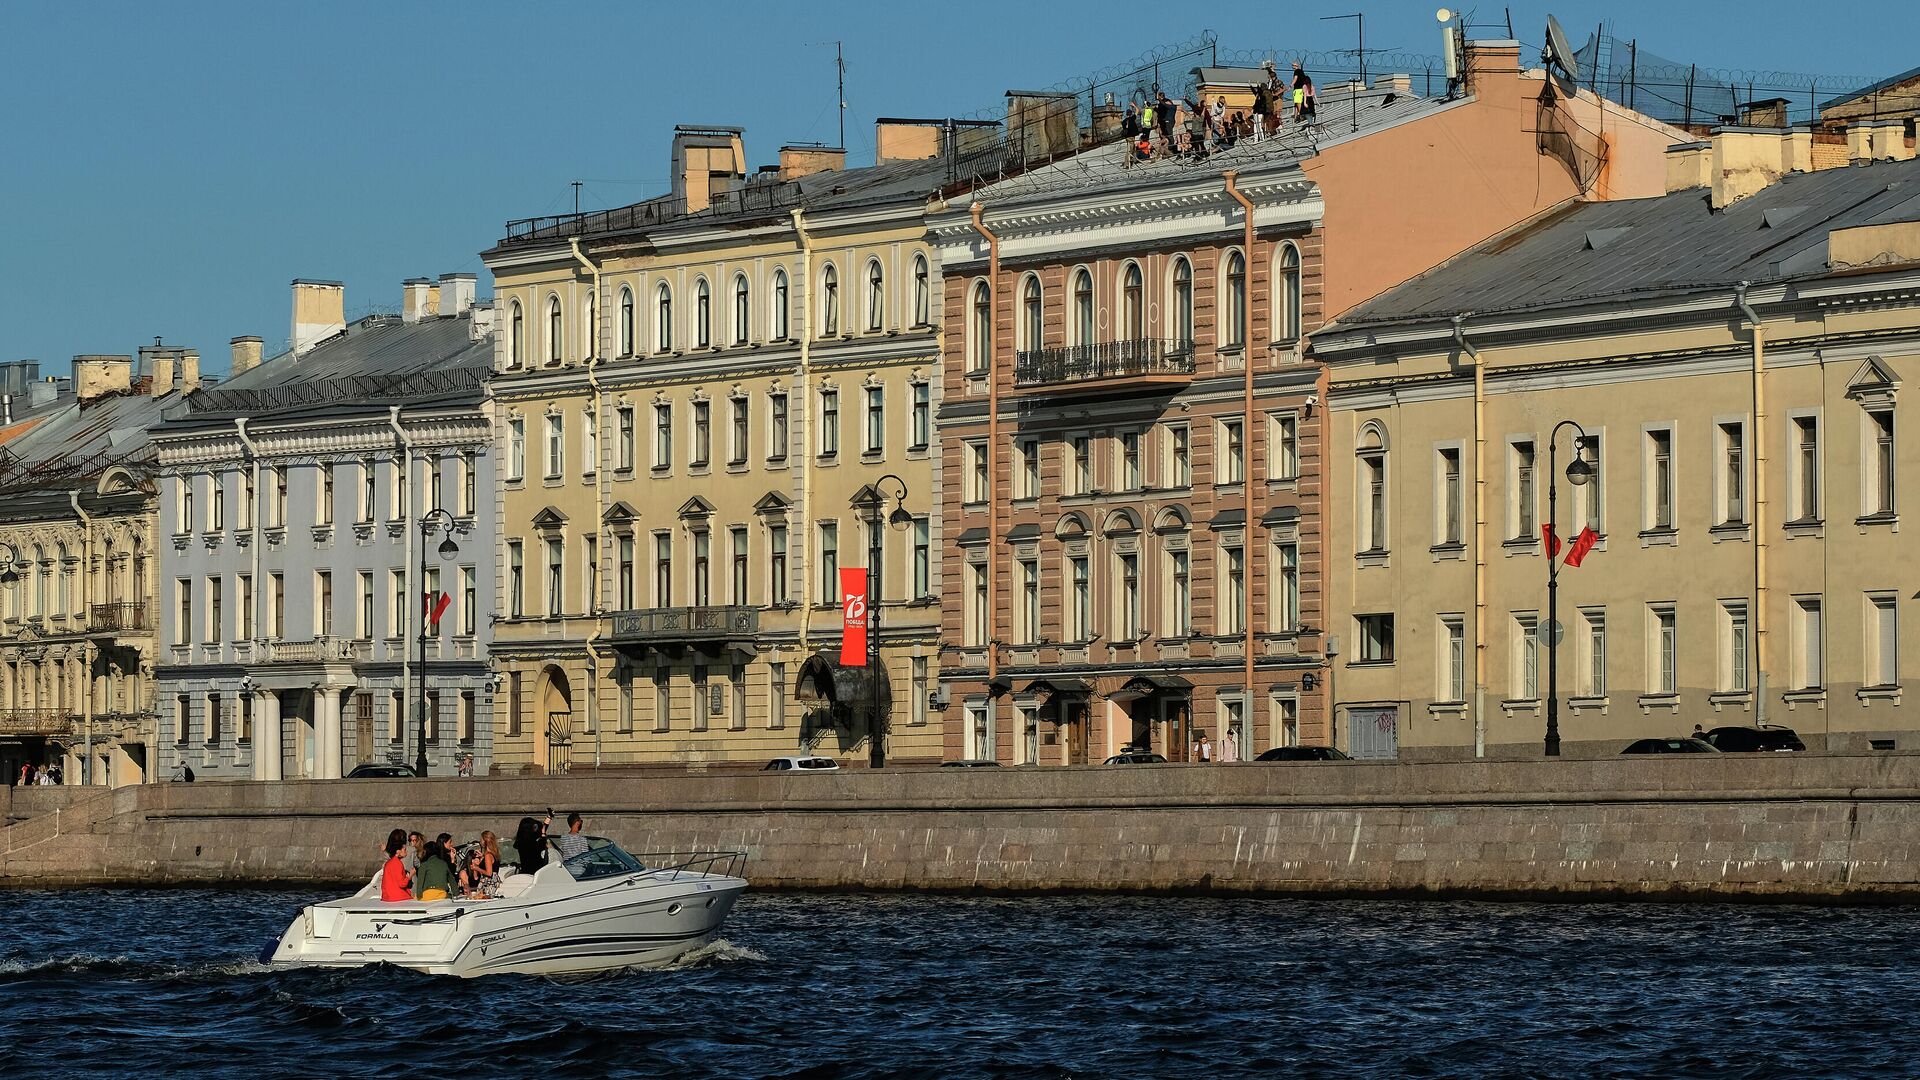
(0, 889, 1911, 1077)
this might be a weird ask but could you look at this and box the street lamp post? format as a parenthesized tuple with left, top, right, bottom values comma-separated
(860, 475, 913, 769)
(417, 508, 459, 777)
(1545, 420, 1594, 757)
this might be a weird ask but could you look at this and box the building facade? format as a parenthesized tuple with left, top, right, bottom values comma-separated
(150, 278, 499, 780)
(1316, 127, 1920, 756)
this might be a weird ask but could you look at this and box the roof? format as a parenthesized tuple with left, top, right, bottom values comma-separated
(1332, 156, 1920, 328)
(0, 388, 180, 496)
(164, 312, 493, 431)
(1820, 64, 1920, 112)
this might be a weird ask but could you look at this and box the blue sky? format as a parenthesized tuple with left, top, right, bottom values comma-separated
(2, 1, 1912, 373)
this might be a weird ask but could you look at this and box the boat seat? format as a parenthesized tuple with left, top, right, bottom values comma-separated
(495, 873, 536, 898)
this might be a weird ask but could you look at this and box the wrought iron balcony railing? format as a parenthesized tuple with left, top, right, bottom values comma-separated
(609, 605, 759, 643)
(89, 603, 149, 632)
(1013, 338, 1195, 389)
(0, 709, 75, 737)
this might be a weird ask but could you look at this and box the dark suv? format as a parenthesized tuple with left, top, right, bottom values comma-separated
(1701, 726, 1806, 752)
(1620, 737, 1718, 754)
(1255, 746, 1352, 762)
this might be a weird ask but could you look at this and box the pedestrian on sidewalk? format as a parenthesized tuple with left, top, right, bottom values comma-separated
(1192, 731, 1213, 762)
(1222, 726, 1241, 763)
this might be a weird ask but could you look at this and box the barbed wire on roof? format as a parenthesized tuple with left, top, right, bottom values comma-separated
(186, 367, 488, 417)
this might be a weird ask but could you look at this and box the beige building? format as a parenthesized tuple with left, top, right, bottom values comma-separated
(1316, 124, 1920, 757)
(482, 126, 958, 771)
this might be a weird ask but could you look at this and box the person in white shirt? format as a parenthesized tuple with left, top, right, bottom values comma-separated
(1192, 732, 1213, 762)
(1221, 726, 1240, 763)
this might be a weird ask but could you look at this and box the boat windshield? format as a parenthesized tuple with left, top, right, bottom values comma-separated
(555, 836, 647, 881)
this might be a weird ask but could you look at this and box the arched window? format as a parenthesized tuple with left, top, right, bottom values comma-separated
(583, 292, 596, 359)
(821, 264, 840, 336)
(1072, 269, 1094, 346)
(732, 273, 750, 345)
(771, 268, 790, 340)
(1020, 275, 1042, 351)
(1277, 243, 1302, 341)
(866, 259, 885, 331)
(694, 278, 711, 348)
(508, 300, 524, 368)
(968, 280, 991, 373)
(1224, 251, 1246, 348)
(912, 254, 930, 326)
(546, 295, 563, 363)
(655, 283, 674, 352)
(1171, 257, 1193, 345)
(618, 287, 635, 356)
(1121, 262, 1144, 339)
(1357, 422, 1390, 554)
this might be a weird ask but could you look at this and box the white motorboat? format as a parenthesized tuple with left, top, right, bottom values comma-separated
(264, 838, 747, 977)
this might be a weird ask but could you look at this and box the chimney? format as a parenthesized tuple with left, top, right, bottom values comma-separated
(875, 118, 944, 162)
(469, 300, 497, 344)
(291, 279, 345, 357)
(778, 145, 846, 180)
(1005, 90, 1079, 164)
(1664, 140, 1711, 193)
(0, 361, 41, 399)
(147, 353, 175, 396)
(230, 336, 263, 376)
(670, 126, 746, 215)
(1708, 128, 1810, 209)
(438, 273, 477, 317)
(1091, 100, 1124, 142)
(1848, 121, 1874, 162)
(1736, 98, 1790, 130)
(1373, 73, 1414, 94)
(403, 277, 434, 323)
(1463, 39, 1523, 90)
(72, 355, 133, 403)
(1872, 119, 1916, 162)
(178, 350, 201, 393)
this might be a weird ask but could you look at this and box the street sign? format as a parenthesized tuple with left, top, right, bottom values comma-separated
(1542, 620, 1565, 646)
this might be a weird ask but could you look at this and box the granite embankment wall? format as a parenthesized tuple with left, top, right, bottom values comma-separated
(8, 754, 1920, 901)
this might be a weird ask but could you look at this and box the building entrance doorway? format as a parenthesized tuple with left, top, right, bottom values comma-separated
(539, 666, 573, 774)
(1061, 701, 1089, 765)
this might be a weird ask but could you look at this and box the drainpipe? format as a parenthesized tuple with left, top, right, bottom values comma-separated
(69, 492, 92, 785)
(968, 202, 1001, 696)
(1453, 315, 1488, 758)
(570, 239, 605, 767)
(792, 208, 817, 658)
(1222, 172, 1258, 739)
(235, 419, 269, 779)
(1735, 283, 1769, 726)
(387, 407, 413, 776)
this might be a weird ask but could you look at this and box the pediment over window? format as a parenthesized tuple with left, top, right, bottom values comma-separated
(677, 495, 715, 520)
(530, 506, 569, 531)
(602, 501, 639, 526)
(1846, 355, 1900, 406)
(753, 490, 792, 516)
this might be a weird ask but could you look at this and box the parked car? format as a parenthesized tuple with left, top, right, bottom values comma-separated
(1103, 752, 1169, 765)
(1620, 737, 1719, 754)
(763, 756, 840, 772)
(940, 760, 1003, 768)
(1700, 726, 1806, 753)
(1255, 746, 1352, 762)
(345, 763, 418, 778)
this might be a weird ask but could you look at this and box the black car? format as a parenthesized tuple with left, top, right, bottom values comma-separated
(1700, 725, 1806, 753)
(1255, 746, 1352, 762)
(1620, 737, 1719, 754)
(1103, 752, 1169, 765)
(345, 763, 418, 778)
(940, 760, 1004, 768)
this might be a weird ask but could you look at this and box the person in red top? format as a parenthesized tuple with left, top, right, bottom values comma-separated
(379, 828, 413, 901)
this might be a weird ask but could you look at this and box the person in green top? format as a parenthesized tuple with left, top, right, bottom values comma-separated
(412, 840, 456, 901)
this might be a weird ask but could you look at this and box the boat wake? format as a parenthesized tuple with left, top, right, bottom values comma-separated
(0, 953, 282, 982)
(661, 938, 765, 969)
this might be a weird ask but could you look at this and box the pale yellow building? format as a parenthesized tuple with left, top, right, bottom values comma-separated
(1316, 125, 1920, 757)
(481, 126, 957, 771)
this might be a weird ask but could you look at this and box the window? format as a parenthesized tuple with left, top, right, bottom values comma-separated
(211, 473, 226, 531)
(239, 472, 254, 529)
(1020, 275, 1042, 351)
(1582, 609, 1607, 697)
(769, 525, 788, 602)
(389, 457, 406, 520)
(507, 541, 524, 617)
(582, 409, 597, 479)
(1271, 414, 1299, 481)
(1652, 604, 1679, 694)
(963, 440, 988, 504)
(1437, 448, 1463, 545)
(1121, 262, 1144, 339)
(1018, 557, 1039, 643)
(460, 566, 476, 636)
(1356, 614, 1395, 662)
(1276, 243, 1302, 341)
(546, 295, 562, 364)
(268, 573, 285, 637)
(730, 527, 748, 605)
(769, 392, 790, 462)
(387, 570, 406, 637)
(1720, 600, 1750, 692)
(968, 281, 991, 373)
(1219, 419, 1244, 484)
(866, 259, 885, 331)
(617, 536, 635, 608)
(1868, 592, 1899, 688)
(1511, 440, 1537, 541)
(1115, 551, 1140, 640)
(176, 475, 193, 534)
(912, 517, 930, 598)
(771, 268, 789, 340)
(508, 300, 524, 368)
(1016, 438, 1039, 500)
(460, 691, 476, 744)
(1646, 428, 1674, 531)
(769, 662, 787, 729)
(581, 534, 597, 613)
(655, 283, 673, 352)
(1791, 415, 1820, 521)
(691, 530, 710, 606)
(691, 400, 711, 467)
(911, 382, 930, 450)
(652, 533, 673, 606)
(1512, 613, 1539, 700)
(1439, 616, 1466, 702)
(1169, 425, 1191, 487)
(543, 412, 564, 479)
(1073, 269, 1094, 345)
(1119, 431, 1142, 491)
(616, 406, 636, 471)
(428, 454, 445, 510)
(1070, 435, 1092, 494)
(1573, 434, 1603, 533)
(911, 656, 929, 727)
(311, 572, 328, 638)
(1068, 554, 1090, 641)
(653, 668, 671, 732)
(1017, 707, 1038, 765)
(583, 291, 596, 360)
(911, 255, 930, 327)
(1792, 596, 1823, 690)
(1220, 543, 1245, 635)
(1171, 257, 1193, 344)
(653, 402, 673, 468)
(460, 451, 476, 515)
(506, 419, 525, 482)
(732, 273, 750, 345)
(965, 562, 987, 646)
(1166, 548, 1191, 636)
(692, 667, 709, 731)
(820, 264, 840, 336)
(390, 689, 406, 743)
(1868, 409, 1896, 516)
(206, 576, 223, 643)
(1359, 441, 1387, 554)
(864, 385, 885, 455)
(818, 389, 839, 457)
(694, 278, 711, 348)
(1718, 422, 1746, 525)
(729, 397, 749, 465)
(618, 286, 635, 355)
(271, 466, 288, 528)
(1223, 251, 1246, 348)
(817, 522, 838, 604)
(1272, 539, 1299, 632)
(238, 574, 253, 639)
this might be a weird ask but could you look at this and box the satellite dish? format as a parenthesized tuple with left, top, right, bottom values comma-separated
(1543, 14, 1580, 82)
(1435, 7, 1453, 21)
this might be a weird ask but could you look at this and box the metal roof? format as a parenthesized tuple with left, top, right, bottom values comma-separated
(0, 388, 179, 496)
(1334, 156, 1920, 328)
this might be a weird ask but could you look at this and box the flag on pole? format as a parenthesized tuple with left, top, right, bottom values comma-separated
(1541, 523, 1561, 558)
(423, 590, 452, 628)
(1562, 526, 1600, 568)
(839, 567, 868, 667)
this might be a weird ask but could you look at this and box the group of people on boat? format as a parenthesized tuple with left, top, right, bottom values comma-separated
(376, 810, 591, 902)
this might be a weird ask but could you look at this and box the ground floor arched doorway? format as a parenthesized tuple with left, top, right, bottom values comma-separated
(538, 665, 573, 774)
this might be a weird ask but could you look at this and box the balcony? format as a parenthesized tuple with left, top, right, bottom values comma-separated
(1013, 338, 1195, 394)
(609, 605, 759, 647)
(90, 603, 149, 633)
(265, 638, 364, 664)
(0, 709, 75, 737)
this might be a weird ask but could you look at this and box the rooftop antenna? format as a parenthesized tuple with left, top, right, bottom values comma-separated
(1542, 14, 1580, 93)
(836, 41, 847, 150)
(1438, 9, 1464, 98)
(1321, 12, 1366, 132)
(572, 180, 582, 215)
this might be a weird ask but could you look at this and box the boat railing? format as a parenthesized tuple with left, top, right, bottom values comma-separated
(630, 850, 748, 880)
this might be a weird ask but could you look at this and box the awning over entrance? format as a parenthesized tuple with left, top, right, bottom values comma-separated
(1021, 676, 1092, 698)
(1117, 673, 1193, 697)
(793, 652, 891, 711)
